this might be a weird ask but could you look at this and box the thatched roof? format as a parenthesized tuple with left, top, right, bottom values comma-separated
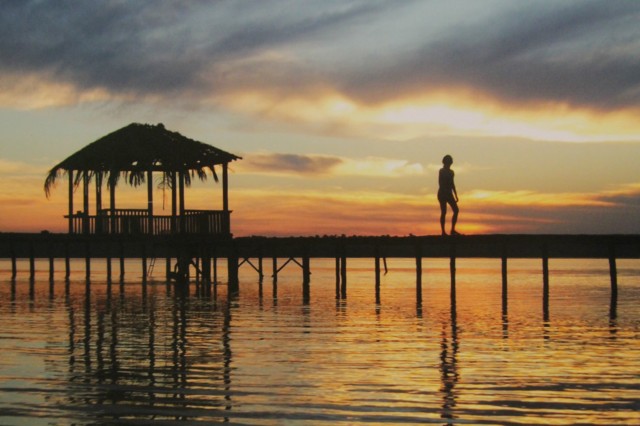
(45, 123, 241, 196)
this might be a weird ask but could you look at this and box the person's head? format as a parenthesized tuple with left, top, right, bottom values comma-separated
(442, 155, 453, 166)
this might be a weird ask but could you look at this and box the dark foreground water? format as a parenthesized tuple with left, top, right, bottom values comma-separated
(0, 258, 638, 425)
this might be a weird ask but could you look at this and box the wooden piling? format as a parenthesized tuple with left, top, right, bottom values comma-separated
(272, 257, 278, 283)
(49, 243, 55, 282)
(374, 254, 381, 304)
(302, 257, 310, 303)
(11, 251, 17, 280)
(340, 255, 347, 299)
(228, 256, 239, 294)
(335, 257, 340, 298)
(119, 241, 125, 281)
(501, 256, 508, 315)
(64, 243, 70, 280)
(542, 256, 550, 320)
(29, 243, 35, 280)
(416, 255, 423, 306)
(85, 241, 91, 282)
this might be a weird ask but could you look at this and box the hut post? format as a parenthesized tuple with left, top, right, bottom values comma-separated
(82, 172, 90, 234)
(179, 171, 186, 233)
(109, 178, 116, 234)
(171, 172, 177, 233)
(147, 170, 153, 235)
(95, 173, 102, 233)
(222, 163, 229, 234)
(68, 170, 74, 233)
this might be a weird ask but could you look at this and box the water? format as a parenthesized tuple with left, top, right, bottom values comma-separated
(0, 258, 638, 425)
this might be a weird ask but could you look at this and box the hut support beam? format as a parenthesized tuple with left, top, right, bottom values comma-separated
(147, 170, 153, 235)
(83, 173, 89, 234)
(68, 170, 74, 233)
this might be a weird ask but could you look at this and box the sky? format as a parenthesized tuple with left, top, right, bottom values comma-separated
(1, 0, 639, 236)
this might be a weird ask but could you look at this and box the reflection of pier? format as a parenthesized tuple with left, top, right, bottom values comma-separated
(65, 289, 234, 420)
(2, 233, 638, 314)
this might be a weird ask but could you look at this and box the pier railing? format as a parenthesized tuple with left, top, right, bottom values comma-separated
(66, 209, 230, 235)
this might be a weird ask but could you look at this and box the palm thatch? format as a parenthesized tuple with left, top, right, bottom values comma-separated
(44, 123, 241, 197)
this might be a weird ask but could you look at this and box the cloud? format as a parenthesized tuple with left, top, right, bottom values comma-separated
(239, 152, 423, 177)
(2, 0, 638, 115)
(241, 153, 343, 175)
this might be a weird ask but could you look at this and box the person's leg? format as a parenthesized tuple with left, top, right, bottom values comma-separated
(439, 199, 447, 235)
(450, 200, 459, 234)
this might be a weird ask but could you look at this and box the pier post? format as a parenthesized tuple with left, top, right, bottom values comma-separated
(302, 256, 310, 304)
(166, 257, 171, 281)
(272, 257, 278, 283)
(228, 256, 239, 294)
(64, 243, 70, 280)
(107, 255, 112, 282)
(609, 254, 618, 318)
(416, 255, 423, 306)
(340, 256, 347, 299)
(258, 257, 264, 280)
(29, 244, 35, 281)
(49, 243, 54, 282)
(335, 257, 340, 298)
(542, 256, 550, 320)
(85, 240, 91, 282)
(11, 250, 17, 280)
(501, 256, 508, 315)
(119, 240, 125, 281)
(374, 252, 381, 304)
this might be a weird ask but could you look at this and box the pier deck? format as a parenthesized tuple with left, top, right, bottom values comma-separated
(1, 233, 638, 260)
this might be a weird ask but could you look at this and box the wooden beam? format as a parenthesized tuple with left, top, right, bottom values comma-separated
(68, 170, 74, 233)
(147, 170, 153, 235)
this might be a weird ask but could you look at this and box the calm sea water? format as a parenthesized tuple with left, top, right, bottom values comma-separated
(0, 257, 638, 425)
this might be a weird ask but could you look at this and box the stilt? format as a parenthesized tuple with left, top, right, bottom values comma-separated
(340, 255, 347, 299)
(501, 256, 508, 315)
(142, 256, 148, 284)
(29, 243, 35, 280)
(107, 255, 112, 282)
(374, 254, 381, 304)
(11, 246, 17, 280)
(542, 256, 549, 320)
(85, 241, 91, 282)
(166, 257, 171, 281)
(119, 241, 125, 281)
(416, 256, 423, 305)
(609, 256, 618, 319)
(258, 257, 264, 280)
(272, 257, 278, 283)
(335, 257, 340, 298)
(302, 257, 310, 304)
(228, 256, 239, 294)
(64, 242, 70, 280)
(49, 243, 55, 282)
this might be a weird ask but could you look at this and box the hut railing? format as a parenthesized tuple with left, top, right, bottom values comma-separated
(66, 209, 230, 235)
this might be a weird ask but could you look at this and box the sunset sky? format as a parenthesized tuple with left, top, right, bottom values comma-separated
(1, 0, 639, 236)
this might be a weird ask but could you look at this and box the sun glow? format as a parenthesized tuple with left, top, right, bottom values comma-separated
(223, 88, 640, 142)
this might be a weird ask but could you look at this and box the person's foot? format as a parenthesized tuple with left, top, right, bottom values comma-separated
(441, 231, 448, 236)
(451, 230, 461, 236)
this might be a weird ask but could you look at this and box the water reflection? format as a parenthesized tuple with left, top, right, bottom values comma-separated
(59, 285, 236, 422)
(1, 259, 638, 425)
(439, 307, 459, 421)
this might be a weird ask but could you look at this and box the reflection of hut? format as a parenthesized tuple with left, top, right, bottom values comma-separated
(45, 123, 241, 235)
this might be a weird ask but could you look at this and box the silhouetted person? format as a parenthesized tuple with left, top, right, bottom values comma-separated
(438, 155, 459, 236)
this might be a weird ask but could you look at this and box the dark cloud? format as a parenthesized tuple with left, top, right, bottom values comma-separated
(243, 153, 343, 175)
(1, 1, 638, 110)
(343, 0, 640, 110)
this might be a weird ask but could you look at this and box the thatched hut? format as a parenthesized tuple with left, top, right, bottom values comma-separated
(44, 123, 241, 235)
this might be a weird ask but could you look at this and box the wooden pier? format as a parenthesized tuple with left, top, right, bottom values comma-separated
(1, 233, 638, 313)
